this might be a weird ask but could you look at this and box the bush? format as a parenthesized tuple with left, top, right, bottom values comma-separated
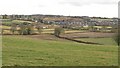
(54, 27, 64, 37)
(19, 23, 33, 35)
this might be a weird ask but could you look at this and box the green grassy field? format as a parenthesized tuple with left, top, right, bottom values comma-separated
(2, 35, 118, 66)
(2, 19, 33, 26)
(75, 38, 117, 46)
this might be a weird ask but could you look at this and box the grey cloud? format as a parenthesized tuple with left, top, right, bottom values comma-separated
(59, 0, 118, 6)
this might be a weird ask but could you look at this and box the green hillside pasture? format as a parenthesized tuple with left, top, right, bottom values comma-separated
(42, 29, 54, 34)
(12, 20, 33, 24)
(0, 26, 11, 29)
(2, 36, 118, 66)
(75, 38, 117, 46)
(41, 29, 85, 34)
(2, 20, 33, 26)
(0, 25, 20, 34)
(65, 30, 85, 34)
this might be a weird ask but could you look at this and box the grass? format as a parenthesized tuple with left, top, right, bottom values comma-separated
(12, 20, 33, 24)
(2, 35, 118, 66)
(2, 19, 33, 26)
(65, 30, 85, 34)
(0, 36, 2, 67)
(75, 38, 117, 46)
(41, 29, 85, 34)
(2, 22, 12, 25)
(0, 25, 11, 29)
(42, 29, 54, 34)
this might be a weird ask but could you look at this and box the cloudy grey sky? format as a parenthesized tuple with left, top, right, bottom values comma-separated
(0, 0, 119, 17)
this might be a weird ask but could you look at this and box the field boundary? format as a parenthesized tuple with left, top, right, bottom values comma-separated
(58, 36, 103, 45)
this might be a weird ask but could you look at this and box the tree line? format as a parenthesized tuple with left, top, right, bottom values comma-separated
(1, 22, 64, 37)
(1, 22, 43, 35)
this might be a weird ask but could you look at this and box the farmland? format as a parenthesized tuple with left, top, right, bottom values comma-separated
(2, 35, 118, 66)
(1, 16, 118, 66)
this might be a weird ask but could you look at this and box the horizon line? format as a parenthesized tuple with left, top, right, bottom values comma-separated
(0, 14, 118, 18)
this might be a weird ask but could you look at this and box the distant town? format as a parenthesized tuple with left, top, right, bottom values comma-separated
(0, 14, 118, 26)
(0, 14, 118, 35)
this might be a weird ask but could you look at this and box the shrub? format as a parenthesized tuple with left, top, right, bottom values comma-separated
(19, 23, 33, 35)
(54, 27, 64, 37)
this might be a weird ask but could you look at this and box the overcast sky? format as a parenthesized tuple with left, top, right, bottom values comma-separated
(0, 0, 119, 18)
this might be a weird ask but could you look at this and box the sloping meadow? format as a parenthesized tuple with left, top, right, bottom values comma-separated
(2, 35, 118, 66)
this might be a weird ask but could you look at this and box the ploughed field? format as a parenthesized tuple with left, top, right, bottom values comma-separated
(2, 35, 118, 66)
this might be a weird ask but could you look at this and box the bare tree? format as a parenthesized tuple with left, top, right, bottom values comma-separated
(27, 24, 34, 34)
(36, 23, 42, 34)
(11, 23, 17, 34)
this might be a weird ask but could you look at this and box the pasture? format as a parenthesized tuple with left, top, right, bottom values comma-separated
(2, 35, 118, 66)
(75, 38, 117, 46)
